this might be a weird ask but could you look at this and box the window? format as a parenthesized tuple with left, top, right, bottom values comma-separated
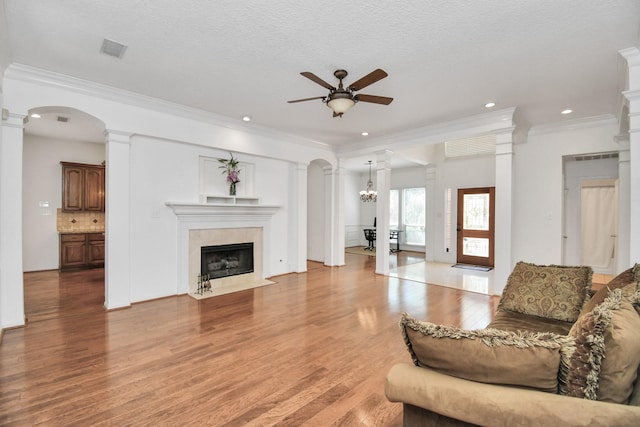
(390, 189, 399, 229)
(389, 187, 425, 246)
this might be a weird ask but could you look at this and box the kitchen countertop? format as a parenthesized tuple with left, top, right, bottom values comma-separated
(58, 230, 105, 234)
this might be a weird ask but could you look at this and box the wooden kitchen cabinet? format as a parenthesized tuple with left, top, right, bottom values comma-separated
(61, 162, 105, 212)
(87, 233, 106, 267)
(60, 232, 105, 270)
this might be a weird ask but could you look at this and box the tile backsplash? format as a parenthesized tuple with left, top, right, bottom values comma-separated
(57, 209, 105, 232)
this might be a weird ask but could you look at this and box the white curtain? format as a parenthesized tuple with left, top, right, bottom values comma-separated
(580, 185, 616, 269)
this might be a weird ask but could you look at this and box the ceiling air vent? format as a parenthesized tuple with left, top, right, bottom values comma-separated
(100, 38, 127, 59)
(56, 116, 69, 123)
(445, 134, 496, 158)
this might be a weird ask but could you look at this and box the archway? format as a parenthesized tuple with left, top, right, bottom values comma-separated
(23, 106, 107, 314)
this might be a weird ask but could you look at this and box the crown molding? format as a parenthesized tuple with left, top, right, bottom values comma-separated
(527, 114, 617, 136)
(619, 47, 640, 67)
(4, 63, 331, 151)
(336, 107, 517, 158)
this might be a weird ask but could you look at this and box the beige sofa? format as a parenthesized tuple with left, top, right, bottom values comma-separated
(385, 262, 640, 426)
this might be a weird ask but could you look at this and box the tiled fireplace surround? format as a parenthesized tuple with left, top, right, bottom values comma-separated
(167, 203, 279, 298)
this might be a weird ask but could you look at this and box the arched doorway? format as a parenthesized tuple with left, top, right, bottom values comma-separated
(23, 106, 107, 317)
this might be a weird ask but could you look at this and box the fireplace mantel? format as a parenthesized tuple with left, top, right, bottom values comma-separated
(166, 202, 280, 217)
(166, 201, 280, 296)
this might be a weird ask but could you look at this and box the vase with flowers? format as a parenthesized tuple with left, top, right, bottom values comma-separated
(218, 152, 241, 196)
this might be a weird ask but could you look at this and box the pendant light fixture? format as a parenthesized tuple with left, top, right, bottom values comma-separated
(360, 160, 377, 202)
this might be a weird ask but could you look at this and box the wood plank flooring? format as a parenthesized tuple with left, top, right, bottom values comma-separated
(1, 253, 499, 426)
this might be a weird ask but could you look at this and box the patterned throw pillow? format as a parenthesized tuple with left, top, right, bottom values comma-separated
(580, 263, 640, 317)
(565, 285, 640, 403)
(497, 261, 593, 323)
(400, 313, 575, 393)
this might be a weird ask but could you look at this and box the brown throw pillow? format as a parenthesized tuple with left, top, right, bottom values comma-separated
(400, 313, 575, 394)
(580, 263, 640, 317)
(497, 261, 592, 323)
(565, 286, 640, 403)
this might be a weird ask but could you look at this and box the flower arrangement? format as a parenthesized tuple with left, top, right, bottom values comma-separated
(218, 152, 241, 195)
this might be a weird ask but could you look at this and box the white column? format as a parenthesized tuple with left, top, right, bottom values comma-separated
(334, 163, 346, 266)
(493, 128, 515, 295)
(291, 162, 308, 272)
(0, 110, 26, 328)
(627, 95, 640, 263)
(104, 130, 132, 309)
(375, 150, 392, 275)
(322, 165, 336, 266)
(621, 48, 640, 264)
(616, 135, 630, 271)
(425, 164, 436, 262)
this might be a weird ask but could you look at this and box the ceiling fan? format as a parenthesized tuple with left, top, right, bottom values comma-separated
(288, 69, 393, 117)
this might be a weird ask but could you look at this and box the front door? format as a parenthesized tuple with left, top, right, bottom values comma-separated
(456, 187, 495, 267)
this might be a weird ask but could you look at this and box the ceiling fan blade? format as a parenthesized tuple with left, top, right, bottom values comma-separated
(348, 69, 388, 91)
(354, 94, 394, 105)
(300, 72, 335, 90)
(287, 96, 326, 103)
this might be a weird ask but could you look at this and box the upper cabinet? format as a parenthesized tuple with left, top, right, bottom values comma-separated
(61, 162, 105, 212)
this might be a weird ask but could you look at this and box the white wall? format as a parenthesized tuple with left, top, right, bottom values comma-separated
(1, 66, 338, 326)
(22, 136, 105, 271)
(512, 122, 620, 265)
(0, 3, 9, 81)
(128, 135, 293, 302)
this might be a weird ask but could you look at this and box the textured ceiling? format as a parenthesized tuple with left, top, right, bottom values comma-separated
(3, 0, 640, 153)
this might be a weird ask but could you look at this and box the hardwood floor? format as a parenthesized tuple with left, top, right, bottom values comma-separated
(1, 253, 499, 426)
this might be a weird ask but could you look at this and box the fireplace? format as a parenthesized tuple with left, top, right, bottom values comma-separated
(201, 242, 254, 279)
(166, 202, 281, 298)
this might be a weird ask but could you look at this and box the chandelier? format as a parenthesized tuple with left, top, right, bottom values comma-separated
(360, 161, 377, 202)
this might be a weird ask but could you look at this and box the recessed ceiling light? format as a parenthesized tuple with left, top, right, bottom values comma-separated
(561, 109, 573, 115)
(361, 132, 369, 136)
(242, 116, 251, 122)
(30, 113, 41, 118)
(484, 102, 496, 108)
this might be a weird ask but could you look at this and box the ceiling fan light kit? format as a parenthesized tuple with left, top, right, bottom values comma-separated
(327, 97, 355, 115)
(289, 68, 393, 117)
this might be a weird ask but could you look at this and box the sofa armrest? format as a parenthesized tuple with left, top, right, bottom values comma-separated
(385, 363, 640, 427)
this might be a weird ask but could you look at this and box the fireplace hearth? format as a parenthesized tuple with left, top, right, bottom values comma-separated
(201, 242, 254, 280)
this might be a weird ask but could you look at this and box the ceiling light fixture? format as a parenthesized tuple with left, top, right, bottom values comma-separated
(360, 161, 377, 203)
(30, 113, 41, 118)
(327, 95, 355, 116)
(361, 132, 369, 136)
(289, 69, 392, 118)
(242, 115, 251, 122)
(561, 109, 573, 115)
(485, 102, 496, 108)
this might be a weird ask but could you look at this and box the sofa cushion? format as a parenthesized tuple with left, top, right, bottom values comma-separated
(487, 310, 574, 336)
(400, 313, 575, 393)
(497, 261, 592, 323)
(580, 263, 640, 317)
(566, 285, 640, 403)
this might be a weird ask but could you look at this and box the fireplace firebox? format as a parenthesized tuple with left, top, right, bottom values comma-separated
(200, 242, 254, 279)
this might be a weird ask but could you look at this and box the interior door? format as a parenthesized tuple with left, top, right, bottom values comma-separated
(456, 187, 495, 267)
